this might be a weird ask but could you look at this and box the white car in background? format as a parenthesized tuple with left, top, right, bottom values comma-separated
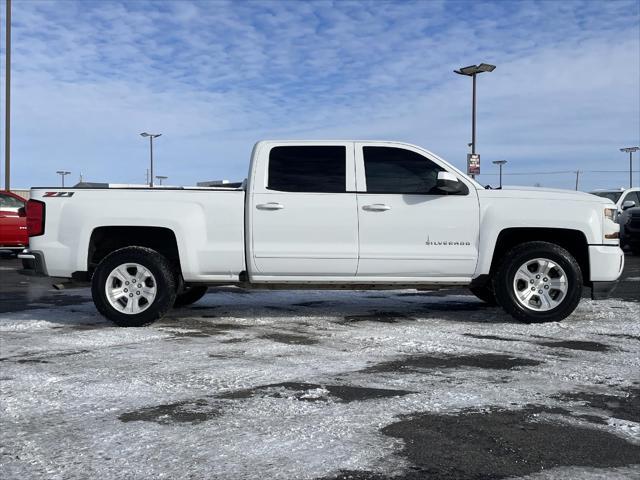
(590, 188, 640, 249)
(590, 188, 640, 215)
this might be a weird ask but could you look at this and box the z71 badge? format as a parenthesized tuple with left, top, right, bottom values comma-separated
(43, 192, 75, 197)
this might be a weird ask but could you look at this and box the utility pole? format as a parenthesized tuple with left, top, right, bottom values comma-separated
(620, 147, 639, 188)
(4, 0, 11, 191)
(56, 170, 71, 187)
(574, 170, 580, 191)
(140, 133, 162, 187)
(155, 175, 167, 185)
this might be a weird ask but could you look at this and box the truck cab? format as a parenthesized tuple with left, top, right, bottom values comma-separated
(247, 141, 478, 281)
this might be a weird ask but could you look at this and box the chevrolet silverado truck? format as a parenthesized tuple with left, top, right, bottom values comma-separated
(20, 141, 623, 326)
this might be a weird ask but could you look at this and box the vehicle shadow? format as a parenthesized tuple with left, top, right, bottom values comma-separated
(169, 287, 512, 325)
(0, 283, 519, 329)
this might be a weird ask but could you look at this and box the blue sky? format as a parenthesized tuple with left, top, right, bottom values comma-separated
(1, 0, 639, 190)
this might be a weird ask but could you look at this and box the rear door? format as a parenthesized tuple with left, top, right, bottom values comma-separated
(355, 143, 480, 278)
(249, 142, 359, 277)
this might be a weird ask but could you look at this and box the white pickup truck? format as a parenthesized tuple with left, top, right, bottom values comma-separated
(21, 140, 623, 326)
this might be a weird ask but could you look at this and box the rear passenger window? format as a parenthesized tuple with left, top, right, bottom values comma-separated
(363, 146, 444, 194)
(268, 146, 346, 193)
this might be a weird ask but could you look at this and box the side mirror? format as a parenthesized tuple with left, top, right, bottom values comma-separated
(18, 206, 27, 217)
(436, 171, 467, 194)
(622, 200, 636, 210)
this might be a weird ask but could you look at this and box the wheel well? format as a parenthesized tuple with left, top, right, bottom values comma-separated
(489, 228, 590, 285)
(88, 226, 181, 276)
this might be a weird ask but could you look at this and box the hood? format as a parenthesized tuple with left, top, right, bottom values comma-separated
(479, 185, 614, 204)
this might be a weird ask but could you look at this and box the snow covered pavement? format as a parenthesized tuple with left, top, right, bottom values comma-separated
(1, 274, 639, 479)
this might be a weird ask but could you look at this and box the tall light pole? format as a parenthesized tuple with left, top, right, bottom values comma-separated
(155, 175, 167, 185)
(620, 147, 639, 188)
(492, 160, 507, 189)
(454, 63, 496, 179)
(140, 132, 162, 187)
(56, 170, 71, 187)
(4, 0, 11, 191)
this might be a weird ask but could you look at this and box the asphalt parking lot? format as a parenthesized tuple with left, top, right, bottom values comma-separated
(1, 255, 639, 479)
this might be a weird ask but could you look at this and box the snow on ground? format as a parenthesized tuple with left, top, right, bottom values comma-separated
(1, 287, 639, 479)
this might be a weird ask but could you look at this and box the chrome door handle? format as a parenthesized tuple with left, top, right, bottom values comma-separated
(256, 202, 284, 210)
(363, 204, 391, 211)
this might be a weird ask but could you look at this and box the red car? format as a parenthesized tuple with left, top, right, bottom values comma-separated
(0, 191, 28, 252)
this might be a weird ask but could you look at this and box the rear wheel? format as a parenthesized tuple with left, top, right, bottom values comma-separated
(493, 241, 582, 323)
(174, 285, 208, 307)
(91, 246, 177, 327)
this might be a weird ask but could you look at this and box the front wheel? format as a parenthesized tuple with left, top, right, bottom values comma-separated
(493, 241, 583, 323)
(91, 246, 177, 327)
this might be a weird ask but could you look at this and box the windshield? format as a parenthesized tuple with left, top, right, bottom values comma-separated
(591, 191, 622, 203)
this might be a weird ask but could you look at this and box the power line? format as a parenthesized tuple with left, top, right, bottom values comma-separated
(584, 170, 640, 173)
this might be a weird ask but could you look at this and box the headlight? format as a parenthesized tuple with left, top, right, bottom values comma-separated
(604, 207, 616, 222)
(603, 206, 620, 241)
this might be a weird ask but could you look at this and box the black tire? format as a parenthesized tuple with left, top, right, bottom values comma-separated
(91, 246, 177, 327)
(469, 284, 498, 305)
(174, 285, 208, 307)
(493, 241, 583, 323)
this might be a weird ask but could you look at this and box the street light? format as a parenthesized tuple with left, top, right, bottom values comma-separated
(56, 170, 71, 187)
(140, 132, 162, 187)
(620, 146, 639, 188)
(454, 63, 496, 178)
(155, 175, 168, 185)
(492, 160, 507, 189)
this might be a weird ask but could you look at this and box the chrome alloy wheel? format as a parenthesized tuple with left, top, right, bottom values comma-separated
(105, 263, 157, 315)
(512, 258, 568, 312)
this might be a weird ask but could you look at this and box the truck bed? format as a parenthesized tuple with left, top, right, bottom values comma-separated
(27, 187, 247, 281)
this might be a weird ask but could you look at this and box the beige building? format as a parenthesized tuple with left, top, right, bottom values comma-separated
(10, 189, 30, 200)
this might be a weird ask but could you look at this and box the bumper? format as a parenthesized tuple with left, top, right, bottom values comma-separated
(17, 249, 48, 276)
(591, 280, 619, 300)
(588, 245, 624, 282)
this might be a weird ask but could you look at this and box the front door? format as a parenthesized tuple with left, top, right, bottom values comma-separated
(355, 143, 480, 278)
(250, 143, 359, 277)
